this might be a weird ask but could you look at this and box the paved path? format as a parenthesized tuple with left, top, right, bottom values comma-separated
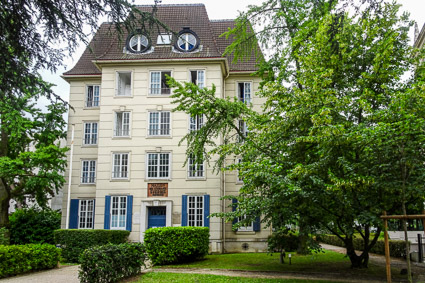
(0, 265, 79, 283)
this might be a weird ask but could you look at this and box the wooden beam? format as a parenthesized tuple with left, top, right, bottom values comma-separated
(380, 214, 425, 220)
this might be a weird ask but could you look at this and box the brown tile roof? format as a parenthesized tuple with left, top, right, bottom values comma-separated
(64, 4, 262, 76)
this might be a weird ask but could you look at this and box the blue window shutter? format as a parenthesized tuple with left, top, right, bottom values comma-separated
(182, 195, 188, 226)
(69, 199, 79, 229)
(104, 196, 111, 229)
(203, 195, 210, 228)
(126, 195, 133, 231)
(253, 216, 261, 232)
(232, 198, 238, 226)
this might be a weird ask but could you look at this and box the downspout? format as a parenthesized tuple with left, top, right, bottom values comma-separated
(65, 124, 75, 229)
(222, 70, 230, 252)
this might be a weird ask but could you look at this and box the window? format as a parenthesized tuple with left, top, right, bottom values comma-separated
(237, 158, 243, 182)
(79, 199, 95, 229)
(176, 29, 199, 52)
(116, 72, 132, 96)
(148, 111, 170, 136)
(238, 82, 252, 104)
(81, 160, 96, 184)
(111, 196, 127, 230)
(147, 153, 170, 179)
(188, 154, 204, 178)
(83, 122, 98, 145)
(238, 120, 249, 142)
(189, 115, 204, 132)
(157, 33, 172, 45)
(188, 196, 204, 227)
(127, 34, 150, 53)
(150, 71, 171, 95)
(86, 85, 100, 107)
(190, 70, 205, 88)
(112, 153, 129, 179)
(238, 214, 254, 232)
(114, 112, 130, 137)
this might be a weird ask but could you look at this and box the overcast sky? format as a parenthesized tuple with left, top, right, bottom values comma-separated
(40, 0, 425, 109)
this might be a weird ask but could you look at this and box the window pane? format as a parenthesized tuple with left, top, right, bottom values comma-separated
(150, 72, 161, 94)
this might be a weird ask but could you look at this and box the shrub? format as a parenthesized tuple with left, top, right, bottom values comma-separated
(79, 243, 146, 283)
(9, 208, 61, 245)
(317, 234, 408, 257)
(0, 244, 60, 278)
(144, 227, 209, 265)
(0, 228, 9, 245)
(54, 229, 130, 263)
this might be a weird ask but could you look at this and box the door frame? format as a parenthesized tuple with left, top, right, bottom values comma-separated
(140, 199, 172, 242)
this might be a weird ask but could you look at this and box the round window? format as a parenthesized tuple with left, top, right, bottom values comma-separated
(176, 30, 199, 52)
(127, 34, 150, 53)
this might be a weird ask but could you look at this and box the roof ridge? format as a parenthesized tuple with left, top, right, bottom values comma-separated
(210, 19, 235, 22)
(135, 3, 205, 7)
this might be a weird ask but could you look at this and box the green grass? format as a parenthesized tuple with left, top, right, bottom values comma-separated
(135, 272, 339, 282)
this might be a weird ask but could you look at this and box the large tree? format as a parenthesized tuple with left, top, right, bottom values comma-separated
(169, 0, 425, 268)
(0, 1, 163, 231)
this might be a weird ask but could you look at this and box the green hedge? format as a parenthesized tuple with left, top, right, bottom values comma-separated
(144, 227, 209, 265)
(0, 244, 60, 278)
(317, 234, 408, 257)
(9, 208, 61, 245)
(54, 229, 130, 263)
(0, 228, 9, 245)
(79, 243, 146, 283)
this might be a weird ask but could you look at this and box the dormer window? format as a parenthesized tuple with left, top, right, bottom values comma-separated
(175, 28, 199, 52)
(127, 32, 150, 53)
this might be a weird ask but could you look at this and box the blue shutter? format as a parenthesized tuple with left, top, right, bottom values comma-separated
(203, 195, 210, 228)
(126, 195, 133, 231)
(69, 199, 79, 229)
(253, 216, 261, 232)
(182, 195, 188, 226)
(104, 196, 111, 229)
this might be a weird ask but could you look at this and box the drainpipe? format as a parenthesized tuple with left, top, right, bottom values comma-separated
(65, 124, 75, 229)
(222, 71, 229, 252)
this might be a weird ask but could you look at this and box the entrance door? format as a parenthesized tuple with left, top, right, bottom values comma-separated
(147, 206, 166, 229)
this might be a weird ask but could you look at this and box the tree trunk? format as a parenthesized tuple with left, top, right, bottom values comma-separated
(0, 179, 10, 229)
(297, 220, 310, 254)
(402, 202, 412, 283)
(345, 237, 369, 268)
(279, 250, 285, 264)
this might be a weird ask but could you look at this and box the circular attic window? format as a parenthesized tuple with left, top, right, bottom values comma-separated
(175, 29, 199, 52)
(127, 33, 150, 53)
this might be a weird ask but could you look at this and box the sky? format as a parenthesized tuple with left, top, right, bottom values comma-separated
(40, 0, 425, 110)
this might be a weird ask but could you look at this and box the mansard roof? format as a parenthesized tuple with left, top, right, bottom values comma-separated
(63, 4, 262, 76)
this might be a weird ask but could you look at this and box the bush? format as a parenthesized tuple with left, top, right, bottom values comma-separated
(144, 227, 209, 265)
(317, 234, 408, 257)
(79, 243, 146, 283)
(54, 229, 130, 263)
(268, 230, 299, 253)
(9, 208, 61, 245)
(0, 228, 9, 245)
(0, 244, 60, 278)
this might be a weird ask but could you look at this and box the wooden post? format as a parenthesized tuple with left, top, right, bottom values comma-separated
(383, 211, 392, 283)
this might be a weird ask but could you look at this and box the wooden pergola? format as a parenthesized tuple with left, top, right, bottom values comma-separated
(380, 211, 425, 283)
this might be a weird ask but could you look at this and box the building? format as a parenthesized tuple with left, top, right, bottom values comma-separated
(61, 4, 270, 253)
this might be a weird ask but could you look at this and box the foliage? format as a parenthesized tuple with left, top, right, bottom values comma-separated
(0, 228, 9, 245)
(9, 208, 60, 245)
(144, 227, 209, 265)
(0, 244, 60, 278)
(268, 230, 300, 253)
(317, 234, 408, 258)
(169, 0, 425, 269)
(79, 243, 146, 283)
(54, 229, 130, 263)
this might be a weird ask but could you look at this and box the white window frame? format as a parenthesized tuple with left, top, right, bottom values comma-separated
(86, 85, 100, 108)
(111, 196, 127, 230)
(112, 153, 129, 179)
(148, 111, 171, 136)
(116, 71, 132, 97)
(190, 70, 205, 88)
(188, 154, 205, 178)
(81, 160, 96, 184)
(238, 214, 254, 232)
(238, 82, 252, 104)
(149, 71, 172, 95)
(146, 152, 171, 179)
(78, 199, 95, 229)
(188, 196, 204, 227)
(114, 111, 131, 137)
(157, 33, 172, 45)
(238, 120, 249, 142)
(237, 158, 243, 183)
(189, 114, 204, 132)
(83, 122, 98, 145)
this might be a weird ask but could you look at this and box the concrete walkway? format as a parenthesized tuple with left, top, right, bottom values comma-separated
(0, 265, 79, 283)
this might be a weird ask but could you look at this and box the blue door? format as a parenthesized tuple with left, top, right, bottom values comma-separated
(148, 206, 166, 229)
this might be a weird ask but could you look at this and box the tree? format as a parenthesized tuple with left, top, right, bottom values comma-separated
(0, 1, 163, 231)
(168, 0, 425, 268)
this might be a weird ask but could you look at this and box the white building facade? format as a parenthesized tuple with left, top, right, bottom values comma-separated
(61, 4, 271, 253)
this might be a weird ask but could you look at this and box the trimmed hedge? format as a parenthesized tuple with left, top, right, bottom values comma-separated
(317, 234, 408, 257)
(0, 244, 60, 278)
(0, 228, 9, 245)
(9, 208, 61, 245)
(79, 243, 146, 283)
(54, 229, 130, 263)
(144, 227, 209, 265)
